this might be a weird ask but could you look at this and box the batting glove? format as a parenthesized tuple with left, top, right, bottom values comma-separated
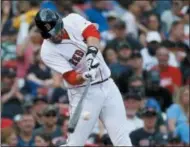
(86, 46, 100, 70)
(82, 69, 97, 81)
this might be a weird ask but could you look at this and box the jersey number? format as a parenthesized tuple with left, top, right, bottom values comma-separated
(69, 50, 84, 66)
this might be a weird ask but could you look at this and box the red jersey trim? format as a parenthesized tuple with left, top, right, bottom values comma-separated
(62, 29, 70, 39)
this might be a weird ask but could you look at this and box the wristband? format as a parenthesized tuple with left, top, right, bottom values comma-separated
(86, 46, 98, 57)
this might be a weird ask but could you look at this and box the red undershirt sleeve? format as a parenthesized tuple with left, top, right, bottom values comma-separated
(82, 24, 100, 40)
(63, 70, 83, 85)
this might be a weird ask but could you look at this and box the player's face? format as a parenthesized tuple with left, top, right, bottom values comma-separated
(49, 30, 64, 44)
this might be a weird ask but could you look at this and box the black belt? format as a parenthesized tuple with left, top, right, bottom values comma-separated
(91, 77, 110, 86)
(68, 77, 110, 89)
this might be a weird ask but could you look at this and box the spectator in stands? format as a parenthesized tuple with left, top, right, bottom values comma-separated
(136, 1, 158, 43)
(106, 19, 142, 51)
(164, 21, 188, 68)
(13, 1, 39, 28)
(1, 68, 24, 119)
(85, 0, 109, 32)
(55, 0, 74, 16)
(144, 99, 166, 134)
(48, 73, 68, 104)
(167, 21, 185, 47)
(35, 133, 54, 146)
(153, 46, 182, 94)
(141, 31, 178, 70)
(31, 96, 48, 129)
(1, 1, 13, 34)
(181, 6, 189, 46)
(72, 0, 90, 18)
(145, 70, 173, 112)
(152, 133, 169, 146)
(17, 24, 43, 79)
(1, 1, 16, 43)
(167, 85, 189, 132)
(153, 132, 184, 146)
(100, 11, 118, 48)
(128, 76, 145, 98)
(13, 114, 22, 135)
(141, 31, 161, 70)
(175, 111, 190, 145)
(161, 0, 183, 33)
(1, 126, 18, 146)
(103, 48, 118, 65)
(121, 0, 141, 39)
(124, 93, 143, 131)
(129, 51, 148, 79)
(13, 0, 39, 45)
(1, 0, 17, 69)
(51, 113, 69, 146)
(153, 0, 172, 16)
(137, 0, 157, 26)
(17, 113, 35, 147)
(137, 1, 155, 17)
(34, 105, 63, 141)
(180, 44, 190, 85)
(161, 21, 187, 57)
(60, 116, 70, 143)
(22, 100, 33, 114)
(127, 76, 147, 116)
(139, 13, 161, 46)
(129, 107, 158, 146)
(167, 133, 184, 146)
(146, 14, 160, 32)
(108, 42, 133, 92)
(16, 1, 30, 15)
(26, 49, 53, 96)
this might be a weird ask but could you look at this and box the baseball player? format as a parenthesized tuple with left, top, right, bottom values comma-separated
(35, 8, 132, 146)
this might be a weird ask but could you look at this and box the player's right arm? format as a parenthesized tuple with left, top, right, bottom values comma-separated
(40, 41, 96, 86)
(63, 69, 96, 85)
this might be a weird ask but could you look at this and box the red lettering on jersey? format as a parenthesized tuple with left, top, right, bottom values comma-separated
(75, 50, 84, 57)
(69, 50, 84, 66)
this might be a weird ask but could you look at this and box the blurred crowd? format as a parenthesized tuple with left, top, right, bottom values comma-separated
(1, 0, 190, 147)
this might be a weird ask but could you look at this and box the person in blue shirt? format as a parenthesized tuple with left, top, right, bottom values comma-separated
(85, 0, 109, 32)
(166, 85, 189, 132)
(40, 0, 57, 12)
(17, 113, 35, 147)
(175, 120, 190, 145)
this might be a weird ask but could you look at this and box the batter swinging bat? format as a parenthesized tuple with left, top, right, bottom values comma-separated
(68, 79, 91, 133)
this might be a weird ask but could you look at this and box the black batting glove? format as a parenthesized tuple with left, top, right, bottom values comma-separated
(86, 46, 100, 70)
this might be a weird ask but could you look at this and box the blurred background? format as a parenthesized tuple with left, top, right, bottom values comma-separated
(1, 0, 189, 147)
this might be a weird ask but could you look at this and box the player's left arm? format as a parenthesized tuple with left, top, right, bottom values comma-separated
(83, 25, 101, 70)
(70, 13, 101, 69)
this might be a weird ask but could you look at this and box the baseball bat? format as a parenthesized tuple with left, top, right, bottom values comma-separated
(68, 79, 91, 133)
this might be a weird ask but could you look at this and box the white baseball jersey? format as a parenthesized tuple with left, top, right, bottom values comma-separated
(40, 13, 111, 88)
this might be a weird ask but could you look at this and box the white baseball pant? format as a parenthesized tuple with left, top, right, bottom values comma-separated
(66, 78, 132, 146)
